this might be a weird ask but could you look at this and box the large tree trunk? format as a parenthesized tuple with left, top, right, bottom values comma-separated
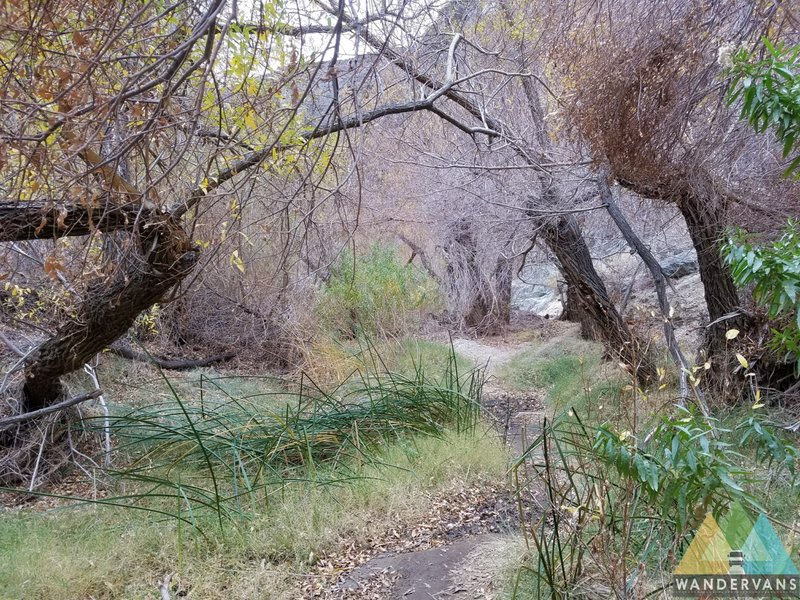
(0, 199, 145, 242)
(561, 276, 602, 340)
(539, 214, 658, 385)
(22, 217, 197, 411)
(677, 193, 743, 354)
(617, 176, 754, 398)
(676, 192, 753, 398)
(494, 252, 514, 329)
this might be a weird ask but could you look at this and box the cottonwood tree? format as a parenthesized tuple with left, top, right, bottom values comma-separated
(313, 0, 661, 381)
(0, 0, 519, 476)
(559, 0, 800, 396)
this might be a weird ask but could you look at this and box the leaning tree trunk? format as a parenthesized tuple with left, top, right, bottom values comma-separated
(677, 192, 751, 398)
(599, 170, 695, 406)
(538, 214, 658, 385)
(22, 217, 198, 411)
(561, 275, 602, 340)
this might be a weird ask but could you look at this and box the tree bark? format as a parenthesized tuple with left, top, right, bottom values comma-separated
(444, 218, 511, 334)
(0, 199, 147, 242)
(22, 217, 197, 410)
(616, 176, 754, 398)
(538, 213, 658, 385)
(560, 272, 602, 340)
(598, 169, 694, 405)
(494, 252, 514, 329)
(677, 193, 743, 355)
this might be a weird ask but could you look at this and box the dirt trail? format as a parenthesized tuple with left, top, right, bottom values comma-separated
(452, 337, 545, 455)
(336, 534, 512, 599)
(315, 336, 544, 600)
(450, 338, 527, 378)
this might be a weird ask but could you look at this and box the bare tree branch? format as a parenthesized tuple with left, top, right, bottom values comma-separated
(0, 390, 101, 431)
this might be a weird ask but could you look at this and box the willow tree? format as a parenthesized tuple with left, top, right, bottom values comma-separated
(0, 0, 498, 437)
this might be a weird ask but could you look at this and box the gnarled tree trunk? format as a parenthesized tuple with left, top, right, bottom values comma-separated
(444, 218, 512, 334)
(677, 193, 743, 354)
(22, 217, 197, 411)
(538, 213, 658, 385)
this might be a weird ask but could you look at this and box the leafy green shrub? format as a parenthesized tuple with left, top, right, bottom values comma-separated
(737, 413, 799, 486)
(510, 406, 797, 598)
(316, 244, 439, 338)
(727, 38, 800, 177)
(723, 223, 800, 372)
(594, 406, 757, 528)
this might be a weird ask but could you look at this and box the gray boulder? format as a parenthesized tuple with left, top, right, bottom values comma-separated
(511, 281, 562, 317)
(660, 252, 698, 279)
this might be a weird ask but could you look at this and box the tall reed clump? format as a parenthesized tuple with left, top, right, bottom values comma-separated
(81, 345, 482, 528)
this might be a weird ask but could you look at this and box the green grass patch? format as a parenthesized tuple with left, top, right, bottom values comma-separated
(0, 342, 503, 599)
(0, 429, 507, 600)
(366, 338, 473, 377)
(84, 342, 483, 527)
(496, 337, 626, 415)
(496, 337, 602, 393)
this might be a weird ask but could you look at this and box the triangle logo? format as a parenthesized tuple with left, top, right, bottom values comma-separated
(741, 513, 800, 576)
(676, 512, 732, 575)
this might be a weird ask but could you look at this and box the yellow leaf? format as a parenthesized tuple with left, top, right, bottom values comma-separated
(726, 328, 740, 340)
(736, 353, 749, 369)
(230, 250, 245, 273)
(752, 402, 765, 409)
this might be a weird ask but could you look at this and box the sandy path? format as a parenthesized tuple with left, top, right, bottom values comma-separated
(316, 337, 543, 599)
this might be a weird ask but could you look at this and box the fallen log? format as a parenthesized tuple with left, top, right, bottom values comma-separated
(0, 390, 102, 431)
(108, 344, 235, 370)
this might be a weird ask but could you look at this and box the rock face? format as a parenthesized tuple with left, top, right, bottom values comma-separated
(511, 262, 563, 318)
(660, 251, 699, 279)
(511, 281, 562, 317)
(511, 246, 699, 319)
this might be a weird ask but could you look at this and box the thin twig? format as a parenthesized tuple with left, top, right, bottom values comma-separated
(0, 331, 24, 357)
(28, 424, 49, 491)
(158, 573, 174, 600)
(84, 364, 112, 467)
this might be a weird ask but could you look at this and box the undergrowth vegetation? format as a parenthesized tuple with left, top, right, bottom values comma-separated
(316, 244, 439, 339)
(496, 337, 628, 414)
(0, 344, 506, 600)
(75, 344, 483, 527)
(1, 431, 507, 600)
(510, 393, 800, 599)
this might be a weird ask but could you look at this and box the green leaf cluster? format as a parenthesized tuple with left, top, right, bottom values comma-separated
(593, 406, 756, 528)
(723, 222, 800, 372)
(727, 39, 800, 177)
(317, 244, 439, 338)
